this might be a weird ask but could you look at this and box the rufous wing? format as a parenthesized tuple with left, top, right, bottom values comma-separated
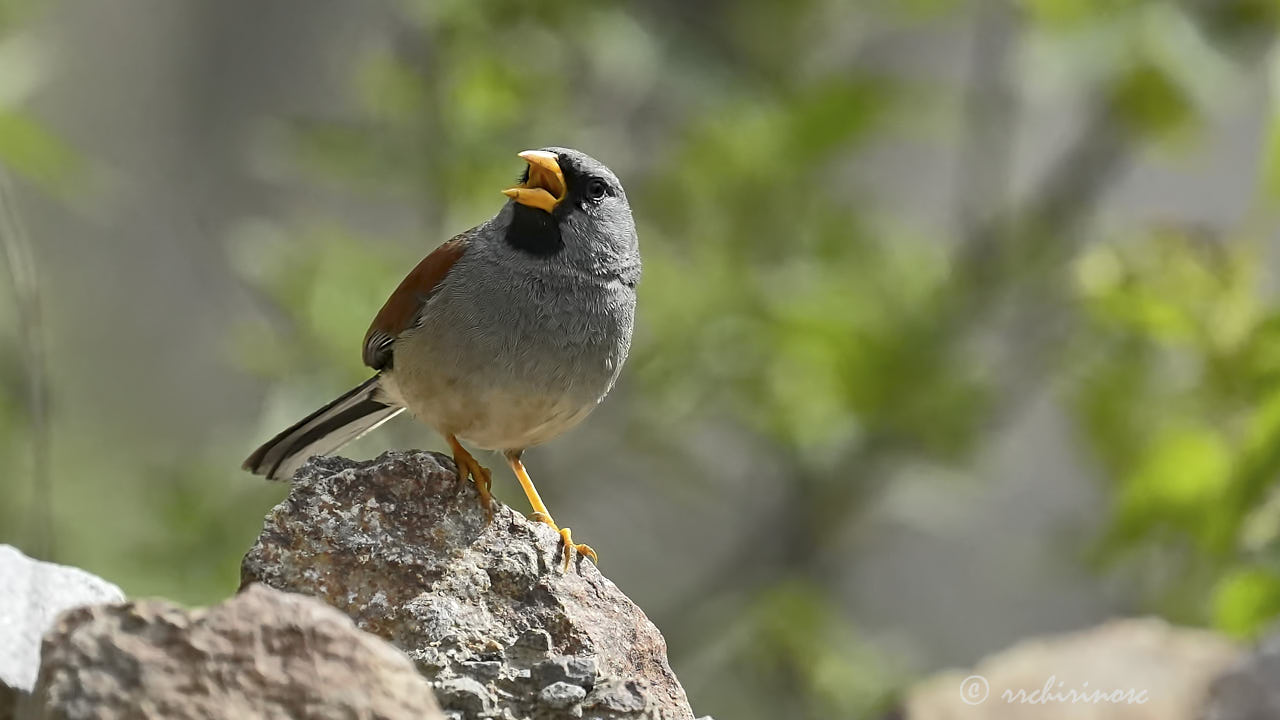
(362, 233, 470, 370)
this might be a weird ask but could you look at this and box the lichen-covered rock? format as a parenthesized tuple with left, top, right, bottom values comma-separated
(0, 544, 124, 719)
(241, 450, 695, 720)
(29, 583, 442, 720)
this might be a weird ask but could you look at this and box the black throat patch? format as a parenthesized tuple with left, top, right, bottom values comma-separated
(504, 203, 564, 257)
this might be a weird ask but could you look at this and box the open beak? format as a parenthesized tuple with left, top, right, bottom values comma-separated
(503, 150, 566, 213)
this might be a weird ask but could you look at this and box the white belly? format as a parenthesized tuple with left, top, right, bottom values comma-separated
(379, 343, 605, 451)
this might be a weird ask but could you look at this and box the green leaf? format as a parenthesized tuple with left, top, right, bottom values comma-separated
(1261, 50, 1280, 206)
(1112, 424, 1231, 548)
(1212, 566, 1280, 637)
(1108, 60, 1195, 138)
(1020, 0, 1145, 27)
(0, 109, 78, 191)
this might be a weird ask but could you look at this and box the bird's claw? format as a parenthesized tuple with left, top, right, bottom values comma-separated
(451, 448, 493, 521)
(561, 528, 597, 568)
(527, 511, 595, 570)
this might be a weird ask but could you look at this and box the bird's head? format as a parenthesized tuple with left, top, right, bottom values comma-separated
(500, 147, 637, 269)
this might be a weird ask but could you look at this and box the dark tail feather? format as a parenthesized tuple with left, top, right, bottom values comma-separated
(242, 375, 404, 481)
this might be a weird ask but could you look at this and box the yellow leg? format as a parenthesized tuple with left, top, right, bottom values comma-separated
(448, 435, 492, 520)
(505, 451, 596, 570)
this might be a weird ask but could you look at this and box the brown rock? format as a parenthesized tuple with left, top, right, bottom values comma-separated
(241, 450, 695, 720)
(28, 583, 443, 720)
(2, 684, 16, 720)
(0, 544, 125, 717)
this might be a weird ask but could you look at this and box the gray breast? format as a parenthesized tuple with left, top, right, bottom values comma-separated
(387, 241, 635, 449)
(452, 251, 632, 387)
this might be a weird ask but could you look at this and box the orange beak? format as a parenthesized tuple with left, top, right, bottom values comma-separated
(503, 150, 566, 213)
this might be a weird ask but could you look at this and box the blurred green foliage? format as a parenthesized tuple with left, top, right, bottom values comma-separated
(1072, 227, 1280, 634)
(0, 0, 61, 559)
(227, 1, 1280, 716)
(4, 0, 1280, 718)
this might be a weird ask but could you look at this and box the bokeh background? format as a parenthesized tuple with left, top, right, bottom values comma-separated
(3, 0, 1280, 716)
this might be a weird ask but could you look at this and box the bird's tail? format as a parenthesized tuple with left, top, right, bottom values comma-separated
(242, 375, 404, 481)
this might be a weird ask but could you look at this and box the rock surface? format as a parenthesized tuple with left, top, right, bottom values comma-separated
(897, 618, 1240, 719)
(241, 450, 695, 720)
(1203, 627, 1280, 719)
(29, 583, 443, 720)
(0, 544, 124, 717)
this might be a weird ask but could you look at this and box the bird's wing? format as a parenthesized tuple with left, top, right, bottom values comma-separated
(362, 231, 471, 370)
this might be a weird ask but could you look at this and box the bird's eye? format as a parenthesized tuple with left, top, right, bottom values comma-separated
(586, 178, 608, 201)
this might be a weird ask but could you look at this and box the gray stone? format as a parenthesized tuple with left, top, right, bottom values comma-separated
(434, 676, 496, 717)
(461, 660, 504, 681)
(0, 544, 124, 718)
(583, 679, 650, 719)
(541, 681, 588, 709)
(1203, 627, 1280, 719)
(242, 450, 696, 720)
(28, 583, 443, 719)
(514, 628, 555, 653)
(533, 655, 598, 689)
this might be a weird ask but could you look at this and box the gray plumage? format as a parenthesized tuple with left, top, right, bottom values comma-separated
(384, 150, 639, 450)
(245, 147, 639, 479)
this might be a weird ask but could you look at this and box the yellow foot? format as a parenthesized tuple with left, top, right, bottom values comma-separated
(559, 527, 598, 569)
(528, 511, 597, 570)
(449, 436, 492, 521)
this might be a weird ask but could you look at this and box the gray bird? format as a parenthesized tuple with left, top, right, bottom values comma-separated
(243, 147, 640, 568)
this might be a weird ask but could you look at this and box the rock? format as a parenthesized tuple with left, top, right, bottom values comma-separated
(241, 450, 695, 720)
(1, 685, 16, 720)
(28, 583, 443, 720)
(1203, 627, 1280, 719)
(897, 618, 1240, 719)
(541, 681, 588, 709)
(433, 676, 495, 717)
(533, 655, 598, 689)
(583, 679, 650, 718)
(0, 544, 124, 718)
